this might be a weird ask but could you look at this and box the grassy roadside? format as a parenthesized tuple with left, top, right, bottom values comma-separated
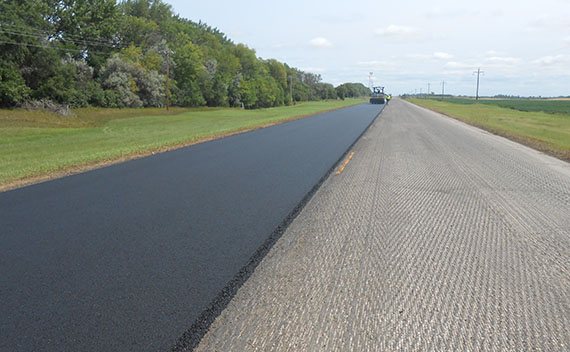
(1, 99, 366, 190)
(406, 98, 570, 162)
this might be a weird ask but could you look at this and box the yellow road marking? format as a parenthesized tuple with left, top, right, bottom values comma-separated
(336, 152, 355, 175)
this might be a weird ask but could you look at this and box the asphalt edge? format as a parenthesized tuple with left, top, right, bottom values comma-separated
(1, 100, 366, 193)
(170, 103, 386, 352)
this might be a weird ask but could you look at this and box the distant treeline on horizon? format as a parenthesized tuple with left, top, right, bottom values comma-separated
(0, 0, 370, 109)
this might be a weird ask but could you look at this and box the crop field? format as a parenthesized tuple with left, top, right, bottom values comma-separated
(407, 98, 570, 162)
(0, 99, 366, 190)
(428, 97, 570, 115)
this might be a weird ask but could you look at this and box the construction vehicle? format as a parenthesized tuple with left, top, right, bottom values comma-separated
(370, 86, 387, 104)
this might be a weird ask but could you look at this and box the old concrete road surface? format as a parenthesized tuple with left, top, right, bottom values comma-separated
(196, 98, 570, 351)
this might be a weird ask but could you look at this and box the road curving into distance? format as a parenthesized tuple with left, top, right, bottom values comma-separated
(0, 103, 384, 352)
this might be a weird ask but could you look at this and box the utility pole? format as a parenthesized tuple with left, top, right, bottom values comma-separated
(160, 48, 175, 111)
(441, 81, 446, 99)
(473, 67, 485, 103)
(427, 83, 431, 96)
(288, 76, 293, 105)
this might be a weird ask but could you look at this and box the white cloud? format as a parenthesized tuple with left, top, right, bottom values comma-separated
(531, 55, 570, 76)
(433, 52, 453, 59)
(357, 60, 397, 71)
(484, 50, 504, 57)
(404, 52, 453, 61)
(405, 54, 430, 60)
(375, 25, 421, 39)
(485, 56, 522, 64)
(442, 70, 470, 76)
(445, 61, 477, 69)
(309, 37, 333, 48)
(532, 55, 568, 65)
(425, 7, 501, 19)
(529, 15, 570, 30)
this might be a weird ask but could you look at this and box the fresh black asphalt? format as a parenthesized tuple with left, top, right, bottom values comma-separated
(0, 103, 383, 352)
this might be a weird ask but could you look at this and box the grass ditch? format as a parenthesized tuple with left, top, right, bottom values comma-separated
(1, 99, 366, 190)
(406, 98, 570, 162)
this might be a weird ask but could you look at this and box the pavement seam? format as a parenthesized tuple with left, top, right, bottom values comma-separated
(170, 104, 386, 352)
(194, 98, 570, 351)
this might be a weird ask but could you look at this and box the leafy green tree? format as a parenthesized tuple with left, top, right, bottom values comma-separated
(336, 83, 370, 98)
(100, 55, 143, 107)
(121, 0, 173, 25)
(0, 0, 363, 109)
(0, 62, 30, 106)
(50, 0, 119, 69)
(335, 85, 347, 100)
(172, 38, 206, 106)
(118, 15, 160, 47)
(265, 59, 287, 90)
(100, 53, 164, 107)
(239, 77, 257, 108)
(233, 44, 261, 79)
(228, 73, 242, 107)
(255, 76, 279, 108)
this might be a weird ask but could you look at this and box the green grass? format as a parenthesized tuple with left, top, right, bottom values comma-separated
(407, 98, 570, 161)
(427, 97, 570, 115)
(0, 99, 366, 188)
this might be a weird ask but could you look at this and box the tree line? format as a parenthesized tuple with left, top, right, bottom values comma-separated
(0, 0, 370, 109)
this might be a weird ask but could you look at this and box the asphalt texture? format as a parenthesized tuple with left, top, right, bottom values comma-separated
(0, 103, 383, 352)
(196, 98, 570, 351)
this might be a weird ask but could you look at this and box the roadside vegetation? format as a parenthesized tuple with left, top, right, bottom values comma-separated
(0, 99, 366, 189)
(1, 0, 369, 110)
(0, 0, 373, 190)
(406, 98, 570, 162)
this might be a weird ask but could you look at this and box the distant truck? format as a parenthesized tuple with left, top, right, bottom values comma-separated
(370, 86, 387, 104)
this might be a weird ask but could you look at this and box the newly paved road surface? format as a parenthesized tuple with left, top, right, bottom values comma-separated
(0, 103, 383, 352)
(196, 98, 570, 351)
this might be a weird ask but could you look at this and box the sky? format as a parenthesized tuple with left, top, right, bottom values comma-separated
(167, 0, 570, 97)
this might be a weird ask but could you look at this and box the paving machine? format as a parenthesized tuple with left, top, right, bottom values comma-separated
(370, 86, 387, 104)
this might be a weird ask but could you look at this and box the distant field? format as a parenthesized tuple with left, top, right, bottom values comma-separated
(0, 99, 366, 190)
(431, 97, 570, 115)
(406, 98, 570, 161)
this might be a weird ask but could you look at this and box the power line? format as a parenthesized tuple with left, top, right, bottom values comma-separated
(0, 22, 147, 55)
(0, 27, 128, 49)
(0, 23, 128, 47)
(0, 39, 110, 54)
(0, 40, 131, 57)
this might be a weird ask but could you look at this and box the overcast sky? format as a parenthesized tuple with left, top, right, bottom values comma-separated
(167, 0, 569, 97)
